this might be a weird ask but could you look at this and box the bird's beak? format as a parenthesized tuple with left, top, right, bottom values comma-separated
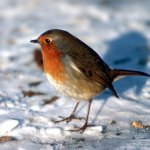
(30, 39, 39, 43)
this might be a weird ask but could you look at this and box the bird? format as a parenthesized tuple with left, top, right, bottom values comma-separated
(31, 29, 150, 133)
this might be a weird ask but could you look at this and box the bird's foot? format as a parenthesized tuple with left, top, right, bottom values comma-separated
(54, 114, 85, 124)
(69, 123, 95, 133)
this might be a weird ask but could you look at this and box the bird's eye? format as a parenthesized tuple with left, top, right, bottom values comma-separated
(45, 39, 51, 44)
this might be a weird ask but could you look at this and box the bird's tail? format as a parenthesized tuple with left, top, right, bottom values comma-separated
(111, 69, 150, 81)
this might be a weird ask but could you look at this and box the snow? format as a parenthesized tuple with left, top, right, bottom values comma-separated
(0, 0, 150, 149)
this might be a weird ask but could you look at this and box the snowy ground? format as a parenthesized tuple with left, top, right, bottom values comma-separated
(0, 0, 150, 149)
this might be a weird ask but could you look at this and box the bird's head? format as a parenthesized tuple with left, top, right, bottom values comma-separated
(30, 29, 72, 53)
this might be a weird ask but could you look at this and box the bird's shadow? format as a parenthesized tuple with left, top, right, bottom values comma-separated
(93, 31, 150, 123)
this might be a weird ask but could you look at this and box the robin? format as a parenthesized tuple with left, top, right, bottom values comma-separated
(31, 29, 150, 133)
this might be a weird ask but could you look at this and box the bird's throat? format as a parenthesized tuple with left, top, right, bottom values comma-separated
(41, 44, 65, 82)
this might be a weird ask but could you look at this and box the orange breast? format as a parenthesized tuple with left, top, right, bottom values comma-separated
(41, 43, 65, 82)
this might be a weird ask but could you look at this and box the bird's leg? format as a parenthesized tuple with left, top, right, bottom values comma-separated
(78, 99, 92, 133)
(70, 99, 93, 133)
(54, 102, 84, 123)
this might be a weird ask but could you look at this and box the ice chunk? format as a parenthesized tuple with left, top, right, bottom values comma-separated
(0, 119, 19, 136)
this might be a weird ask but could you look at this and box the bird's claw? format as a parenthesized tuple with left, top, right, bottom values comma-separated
(54, 115, 85, 124)
(69, 124, 95, 133)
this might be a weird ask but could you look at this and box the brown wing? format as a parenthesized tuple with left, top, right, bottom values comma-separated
(67, 36, 119, 98)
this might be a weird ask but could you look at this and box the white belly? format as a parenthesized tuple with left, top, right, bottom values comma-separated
(46, 72, 103, 101)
